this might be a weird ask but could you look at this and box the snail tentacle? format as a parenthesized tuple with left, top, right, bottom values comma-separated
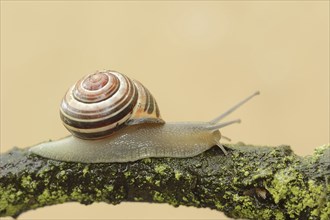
(209, 91, 260, 124)
(216, 143, 228, 156)
(207, 119, 241, 131)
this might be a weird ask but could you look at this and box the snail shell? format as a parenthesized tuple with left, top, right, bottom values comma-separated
(30, 70, 259, 163)
(60, 70, 164, 139)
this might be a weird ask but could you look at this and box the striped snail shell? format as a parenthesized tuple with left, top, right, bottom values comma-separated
(60, 70, 164, 139)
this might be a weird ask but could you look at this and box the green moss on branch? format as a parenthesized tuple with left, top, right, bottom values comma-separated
(1, 143, 329, 219)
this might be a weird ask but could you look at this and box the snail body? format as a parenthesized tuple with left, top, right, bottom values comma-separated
(30, 70, 259, 163)
(30, 122, 220, 163)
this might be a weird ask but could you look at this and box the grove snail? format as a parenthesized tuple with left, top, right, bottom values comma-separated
(30, 70, 259, 163)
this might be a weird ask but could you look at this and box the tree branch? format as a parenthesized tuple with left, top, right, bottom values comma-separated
(1, 143, 329, 219)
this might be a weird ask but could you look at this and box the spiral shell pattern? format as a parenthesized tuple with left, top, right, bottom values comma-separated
(60, 70, 164, 139)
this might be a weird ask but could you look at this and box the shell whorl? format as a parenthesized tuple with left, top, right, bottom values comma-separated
(60, 70, 164, 139)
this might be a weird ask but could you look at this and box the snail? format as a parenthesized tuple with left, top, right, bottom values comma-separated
(30, 70, 259, 163)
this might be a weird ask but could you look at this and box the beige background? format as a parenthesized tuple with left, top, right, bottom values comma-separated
(1, 1, 329, 220)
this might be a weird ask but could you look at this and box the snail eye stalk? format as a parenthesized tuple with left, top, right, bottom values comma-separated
(209, 91, 260, 124)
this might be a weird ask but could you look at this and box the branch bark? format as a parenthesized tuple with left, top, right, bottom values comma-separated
(1, 143, 329, 219)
